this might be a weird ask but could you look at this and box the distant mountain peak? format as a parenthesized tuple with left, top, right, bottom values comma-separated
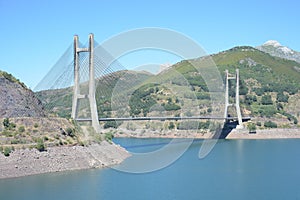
(257, 40, 300, 63)
(263, 40, 281, 47)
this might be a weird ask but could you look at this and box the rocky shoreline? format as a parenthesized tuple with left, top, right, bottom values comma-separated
(0, 141, 130, 179)
(113, 127, 300, 139)
(226, 128, 300, 139)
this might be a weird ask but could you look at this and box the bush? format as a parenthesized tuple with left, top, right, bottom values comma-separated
(257, 106, 277, 117)
(198, 121, 210, 129)
(254, 88, 264, 96)
(104, 121, 119, 129)
(294, 118, 298, 125)
(261, 95, 273, 105)
(276, 92, 289, 103)
(3, 118, 16, 130)
(105, 132, 114, 142)
(264, 121, 277, 128)
(168, 122, 175, 129)
(163, 103, 181, 111)
(65, 127, 75, 137)
(18, 126, 25, 133)
(11, 139, 20, 144)
(256, 121, 262, 126)
(245, 95, 257, 105)
(3, 118, 10, 129)
(34, 123, 39, 128)
(247, 123, 256, 133)
(35, 139, 46, 152)
(3, 147, 12, 157)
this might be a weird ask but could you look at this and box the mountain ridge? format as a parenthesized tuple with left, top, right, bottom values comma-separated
(256, 40, 300, 63)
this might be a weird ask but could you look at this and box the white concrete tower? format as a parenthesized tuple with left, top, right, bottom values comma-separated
(71, 34, 101, 133)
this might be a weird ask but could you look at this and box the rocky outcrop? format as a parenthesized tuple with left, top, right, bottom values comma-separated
(0, 141, 130, 179)
(0, 71, 45, 118)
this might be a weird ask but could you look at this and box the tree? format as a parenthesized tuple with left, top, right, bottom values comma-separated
(239, 80, 248, 95)
(254, 88, 264, 96)
(276, 92, 289, 103)
(3, 118, 10, 129)
(207, 107, 212, 113)
(168, 122, 175, 129)
(261, 95, 273, 105)
(247, 123, 256, 133)
(104, 121, 119, 129)
(3, 118, 16, 130)
(264, 121, 277, 128)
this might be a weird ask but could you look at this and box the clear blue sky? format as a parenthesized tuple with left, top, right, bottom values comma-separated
(1, 0, 299, 88)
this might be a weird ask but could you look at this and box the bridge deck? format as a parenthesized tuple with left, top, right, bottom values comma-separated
(76, 116, 251, 122)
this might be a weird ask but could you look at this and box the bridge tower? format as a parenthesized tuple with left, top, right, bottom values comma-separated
(224, 69, 244, 129)
(71, 34, 101, 133)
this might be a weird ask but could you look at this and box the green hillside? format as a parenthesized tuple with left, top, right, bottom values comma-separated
(37, 46, 300, 130)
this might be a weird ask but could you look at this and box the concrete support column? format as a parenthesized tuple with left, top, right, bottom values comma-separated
(235, 69, 243, 128)
(88, 33, 101, 132)
(71, 34, 101, 133)
(224, 70, 229, 121)
(223, 69, 244, 129)
(71, 35, 79, 119)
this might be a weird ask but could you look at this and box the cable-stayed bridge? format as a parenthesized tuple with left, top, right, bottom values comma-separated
(35, 33, 251, 134)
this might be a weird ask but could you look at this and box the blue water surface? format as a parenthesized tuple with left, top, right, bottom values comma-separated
(0, 138, 300, 200)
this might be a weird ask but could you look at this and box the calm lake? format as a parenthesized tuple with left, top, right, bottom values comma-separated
(0, 138, 300, 200)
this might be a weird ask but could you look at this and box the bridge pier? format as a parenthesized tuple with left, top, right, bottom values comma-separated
(224, 69, 244, 129)
(71, 34, 101, 133)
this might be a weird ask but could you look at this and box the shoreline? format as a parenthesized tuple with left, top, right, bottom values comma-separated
(113, 128, 300, 139)
(226, 128, 300, 139)
(0, 141, 130, 180)
(1, 128, 299, 180)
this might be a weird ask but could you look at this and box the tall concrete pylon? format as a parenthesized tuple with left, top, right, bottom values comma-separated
(224, 69, 244, 129)
(71, 34, 101, 133)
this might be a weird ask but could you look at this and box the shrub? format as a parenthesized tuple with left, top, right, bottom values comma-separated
(247, 123, 256, 133)
(168, 122, 175, 129)
(105, 132, 114, 142)
(256, 121, 262, 126)
(18, 126, 25, 133)
(207, 108, 212, 113)
(3, 147, 12, 157)
(34, 123, 39, 128)
(3, 118, 16, 130)
(35, 139, 46, 152)
(294, 118, 298, 125)
(276, 92, 289, 103)
(163, 103, 181, 111)
(10, 139, 19, 144)
(3, 118, 10, 129)
(264, 121, 277, 128)
(261, 95, 273, 105)
(65, 127, 75, 137)
(198, 121, 210, 129)
(104, 121, 119, 129)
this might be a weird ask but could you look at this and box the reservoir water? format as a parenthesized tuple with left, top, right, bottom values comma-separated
(0, 138, 300, 199)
